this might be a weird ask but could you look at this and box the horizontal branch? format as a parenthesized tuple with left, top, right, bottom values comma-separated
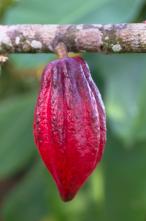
(0, 24, 146, 54)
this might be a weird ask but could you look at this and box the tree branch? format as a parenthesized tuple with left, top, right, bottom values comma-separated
(0, 24, 146, 54)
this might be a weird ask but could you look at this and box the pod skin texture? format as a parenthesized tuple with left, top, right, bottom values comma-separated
(33, 56, 106, 201)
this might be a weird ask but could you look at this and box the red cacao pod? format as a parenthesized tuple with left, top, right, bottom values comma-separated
(33, 56, 106, 201)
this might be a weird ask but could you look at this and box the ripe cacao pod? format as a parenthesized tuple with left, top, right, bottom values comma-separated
(33, 56, 106, 201)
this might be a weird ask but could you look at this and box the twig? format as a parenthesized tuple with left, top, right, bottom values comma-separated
(0, 24, 146, 54)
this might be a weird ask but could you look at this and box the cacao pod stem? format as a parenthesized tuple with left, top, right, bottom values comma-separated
(55, 42, 68, 59)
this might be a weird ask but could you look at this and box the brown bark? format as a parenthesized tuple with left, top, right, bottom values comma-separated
(0, 24, 146, 54)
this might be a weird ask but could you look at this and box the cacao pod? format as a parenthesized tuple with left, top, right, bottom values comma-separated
(33, 56, 106, 201)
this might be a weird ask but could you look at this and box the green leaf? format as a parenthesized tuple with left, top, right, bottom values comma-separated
(130, 76, 146, 142)
(2, 161, 48, 221)
(88, 54, 146, 145)
(4, 0, 144, 24)
(9, 54, 55, 69)
(104, 137, 146, 221)
(77, 0, 144, 24)
(0, 93, 36, 179)
(0, 0, 14, 20)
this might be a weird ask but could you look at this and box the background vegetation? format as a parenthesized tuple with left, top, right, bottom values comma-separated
(1, 0, 146, 220)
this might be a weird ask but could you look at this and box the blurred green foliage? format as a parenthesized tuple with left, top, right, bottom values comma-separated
(1, 0, 146, 221)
